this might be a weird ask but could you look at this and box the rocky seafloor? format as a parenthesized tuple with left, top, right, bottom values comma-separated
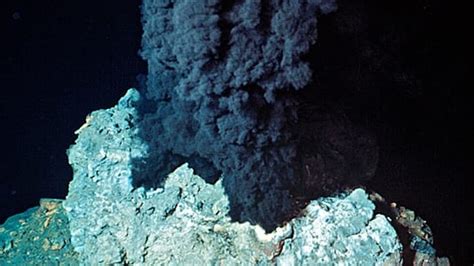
(0, 186, 450, 265)
(1, 89, 450, 265)
(0, 188, 451, 265)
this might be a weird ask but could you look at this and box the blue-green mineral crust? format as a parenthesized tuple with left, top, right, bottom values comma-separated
(61, 89, 404, 265)
(0, 89, 448, 265)
(0, 199, 78, 265)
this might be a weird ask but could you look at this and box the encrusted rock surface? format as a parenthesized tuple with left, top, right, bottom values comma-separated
(59, 89, 413, 265)
(0, 199, 78, 265)
(1, 89, 449, 265)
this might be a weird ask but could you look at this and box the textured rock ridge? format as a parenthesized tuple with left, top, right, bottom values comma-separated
(0, 89, 449, 265)
(63, 89, 403, 265)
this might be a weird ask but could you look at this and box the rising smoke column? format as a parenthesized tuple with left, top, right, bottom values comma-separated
(138, 0, 337, 230)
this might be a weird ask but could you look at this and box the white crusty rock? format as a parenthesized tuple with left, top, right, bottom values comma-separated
(276, 189, 401, 265)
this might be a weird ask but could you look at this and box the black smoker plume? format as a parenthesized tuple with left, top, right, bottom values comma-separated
(135, 0, 338, 231)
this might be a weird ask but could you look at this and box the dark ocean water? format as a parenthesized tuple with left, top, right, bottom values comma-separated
(1, 0, 145, 218)
(1, 0, 471, 263)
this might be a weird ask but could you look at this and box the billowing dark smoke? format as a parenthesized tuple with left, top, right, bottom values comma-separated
(137, 0, 337, 230)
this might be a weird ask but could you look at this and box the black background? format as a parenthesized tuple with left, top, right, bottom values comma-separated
(1, 0, 145, 222)
(1, 0, 471, 264)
